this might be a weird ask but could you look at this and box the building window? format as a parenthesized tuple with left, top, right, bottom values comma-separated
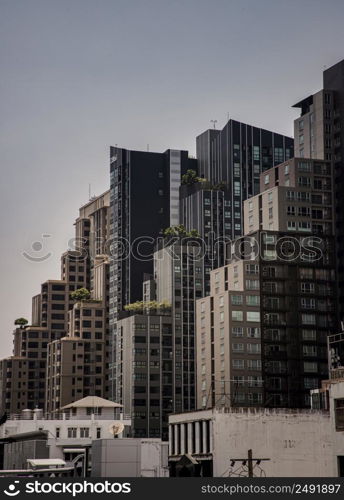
(232, 343, 244, 352)
(80, 427, 89, 438)
(302, 314, 316, 325)
(232, 327, 244, 337)
(231, 295, 243, 305)
(246, 264, 259, 274)
(303, 345, 317, 357)
(301, 282, 315, 294)
(245, 280, 259, 290)
(246, 295, 260, 306)
(301, 298, 316, 309)
(302, 329, 316, 341)
(56, 427, 60, 438)
(335, 399, 344, 431)
(264, 174, 270, 185)
(232, 359, 245, 370)
(86, 407, 102, 415)
(304, 361, 317, 373)
(287, 221, 297, 231)
(248, 376, 263, 387)
(247, 343, 261, 354)
(247, 311, 260, 322)
(247, 327, 260, 338)
(232, 310, 243, 322)
(96, 427, 101, 439)
(67, 427, 77, 438)
(248, 393, 263, 404)
(247, 359, 261, 370)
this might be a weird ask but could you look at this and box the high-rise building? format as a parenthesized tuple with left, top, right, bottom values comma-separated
(196, 159, 338, 410)
(292, 58, 344, 320)
(114, 238, 204, 438)
(179, 182, 228, 295)
(45, 300, 107, 415)
(196, 119, 294, 240)
(0, 191, 111, 416)
(243, 158, 334, 236)
(109, 147, 197, 321)
(108, 147, 197, 403)
(115, 311, 173, 440)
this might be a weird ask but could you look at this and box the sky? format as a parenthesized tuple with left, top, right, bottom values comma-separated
(1, 0, 344, 357)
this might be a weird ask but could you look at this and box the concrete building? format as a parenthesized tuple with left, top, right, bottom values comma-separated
(0, 396, 130, 471)
(92, 439, 169, 477)
(0, 191, 111, 416)
(169, 358, 344, 478)
(292, 58, 344, 322)
(196, 156, 338, 410)
(243, 158, 334, 236)
(46, 301, 107, 414)
(168, 407, 335, 477)
(196, 230, 337, 410)
(113, 312, 173, 440)
(114, 238, 204, 439)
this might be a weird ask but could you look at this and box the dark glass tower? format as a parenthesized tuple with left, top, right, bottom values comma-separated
(108, 147, 197, 400)
(196, 119, 294, 240)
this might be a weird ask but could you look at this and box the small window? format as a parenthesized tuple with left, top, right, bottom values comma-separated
(335, 399, 344, 431)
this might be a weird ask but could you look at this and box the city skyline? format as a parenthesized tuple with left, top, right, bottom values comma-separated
(2, 0, 344, 357)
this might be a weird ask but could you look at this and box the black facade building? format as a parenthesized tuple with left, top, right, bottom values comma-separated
(323, 61, 344, 321)
(196, 120, 294, 240)
(108, 147, 197, 403)
(179, 183, 227, 296)
(109, 147, 197, 321)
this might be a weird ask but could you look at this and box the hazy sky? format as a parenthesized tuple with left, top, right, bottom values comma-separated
(1, 0, 344, 357)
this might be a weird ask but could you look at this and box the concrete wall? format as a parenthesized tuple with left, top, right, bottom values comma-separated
(4, 440, 49, 470)
(91, 438, 169, 477)
(212, 409, 333, 477)
(169, 407, 338, 477)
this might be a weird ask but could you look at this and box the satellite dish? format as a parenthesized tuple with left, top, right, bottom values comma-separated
(108, 422, 125, 436)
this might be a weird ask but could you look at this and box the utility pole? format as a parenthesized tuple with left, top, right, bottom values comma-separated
(229, 450, 270, 477)
(248, 449, 253, 477)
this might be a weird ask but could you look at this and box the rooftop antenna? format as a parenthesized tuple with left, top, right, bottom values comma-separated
(88, 184, 91, 200)
(210, 120, 217, 129)
(147, 144, 150, 152)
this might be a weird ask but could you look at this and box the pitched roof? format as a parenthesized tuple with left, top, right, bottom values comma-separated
(61, 396, 123, 410)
